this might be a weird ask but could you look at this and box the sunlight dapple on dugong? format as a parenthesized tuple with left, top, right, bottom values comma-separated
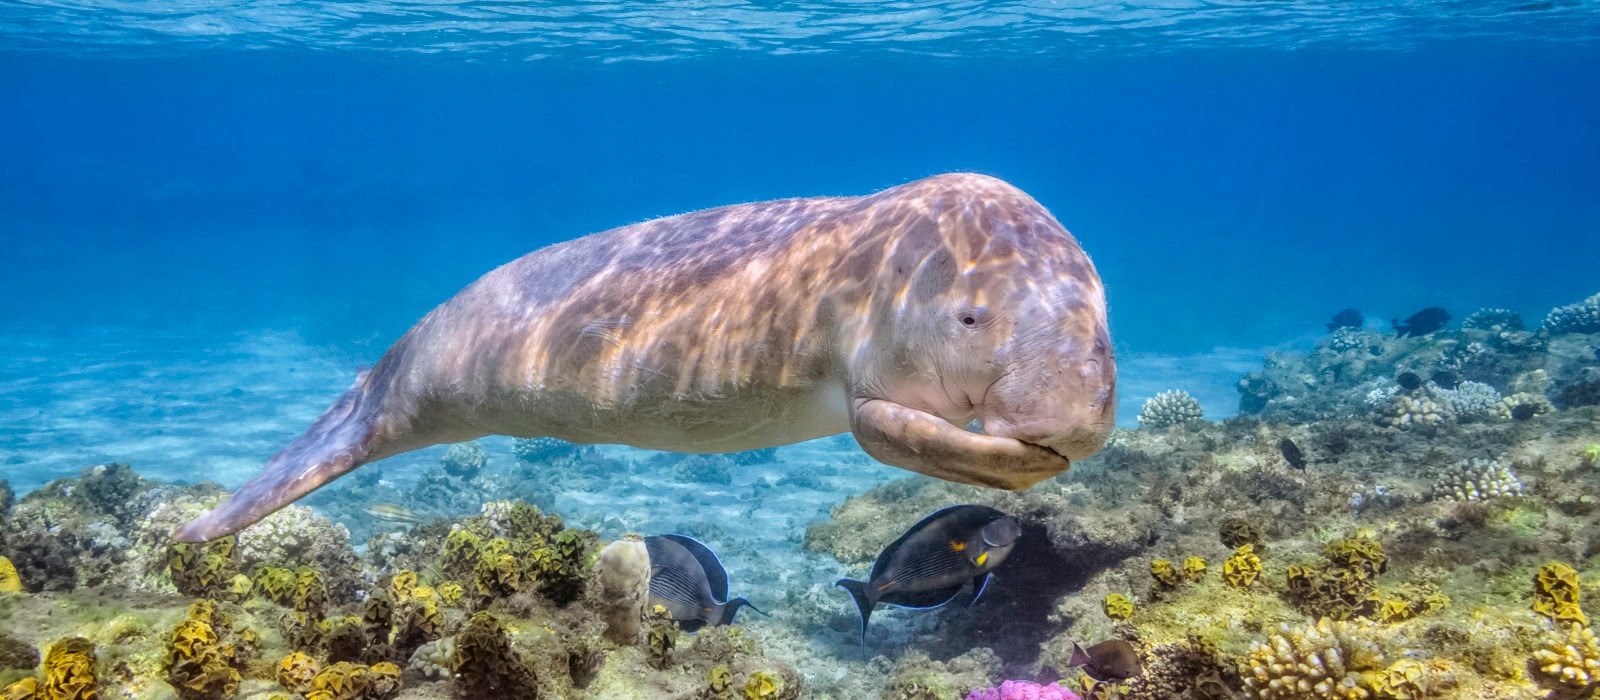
(175, 173, 1117, 542)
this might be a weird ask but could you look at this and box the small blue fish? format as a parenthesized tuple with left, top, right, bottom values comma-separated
(835, 505, 1021, 641)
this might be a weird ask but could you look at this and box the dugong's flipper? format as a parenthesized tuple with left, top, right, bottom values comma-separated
(173, 375, 382, 542)
(849, 398, 1071, 491)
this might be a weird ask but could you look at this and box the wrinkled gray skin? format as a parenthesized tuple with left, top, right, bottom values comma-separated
(176, 173, 1116, 542)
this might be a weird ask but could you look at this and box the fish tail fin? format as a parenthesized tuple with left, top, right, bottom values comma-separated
(1391, 318, 1405, 336)
(835, 578, 875, 642)
(1068, 642, 1092, 669)
(719, 597, 767, 626)
(174, 371, 389, 542)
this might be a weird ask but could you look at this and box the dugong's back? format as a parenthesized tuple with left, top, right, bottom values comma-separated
(175, 173, 1114, 542)
(384, 193, 868, 451)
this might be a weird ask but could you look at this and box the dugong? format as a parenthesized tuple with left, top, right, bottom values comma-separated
(176, 173, 1116, 542)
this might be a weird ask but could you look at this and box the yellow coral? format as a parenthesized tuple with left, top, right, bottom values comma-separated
(227, 574, 252, 601)
(1224, 544, 1262, 590)
(2, 678, 39, 700)
(310, 662, 370, 700)
(442, 529, 483, 576)
(437, 582, 464, 606)
(42, 637, 97, 700)
(1533, 561, 1588, 627)
(164, 603, 241, 700)
(1534, 623, 1600, 691)
(1323, 538, 1387, 578)
(742, 670, 782, 699)
(708, 665, 734, 696)
(1182, 556, 1207, 581)
(388, 571, 417, 602)
(294, 567, 327, 616)
(253, 566, 297, 606)
(276, 652, 320, 695)
(1103, 593, 1135, 621)
(0, 556, 21, 593)
(1370, 659, 1425, 699)
(1376, 599, 1415, 624)
(1150, 560, 1180, 588)
(367, 663, 401, 700)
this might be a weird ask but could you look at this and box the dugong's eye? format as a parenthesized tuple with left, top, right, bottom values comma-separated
(958, 307, 988, 329)
(960, 315, 978, 327)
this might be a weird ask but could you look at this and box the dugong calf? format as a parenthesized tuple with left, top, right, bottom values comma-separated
(176, 173, 1116, 542)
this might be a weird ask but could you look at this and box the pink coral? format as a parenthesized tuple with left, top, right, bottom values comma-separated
(964, 680, 1082, 700)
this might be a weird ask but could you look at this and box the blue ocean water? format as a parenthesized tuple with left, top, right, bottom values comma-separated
(1, 5, 1598, 487)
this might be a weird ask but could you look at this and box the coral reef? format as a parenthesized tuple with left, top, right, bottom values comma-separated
(0, 557, 19, 594)
(1223, 544, 1262, 590)
(1532, 623, 1600, 695)
(964, 680, 1080, 700)
(593, 536, 650, 644)
(1533, 561, 1587, 627)
(1430, 458, 1523, 502)
(163, 601, 241, 700)
(42, 637, 97, 700)
(1240, 618, 1417, 699)
(1543, 292, 1600, 334)
(451, 611, 537, 699)
(1462, 307, 1525, 332)
(441, 441, 488, 479)
(1137, 390, 1204, 429)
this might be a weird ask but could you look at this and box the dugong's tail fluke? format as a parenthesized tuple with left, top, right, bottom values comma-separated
(173, 375, 383, 542)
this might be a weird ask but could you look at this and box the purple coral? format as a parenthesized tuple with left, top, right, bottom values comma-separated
(964, 680, 1082, 700)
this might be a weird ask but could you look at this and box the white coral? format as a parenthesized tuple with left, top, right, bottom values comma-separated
(1431, 458, 1523, 502)
(1377, 395, 1444, 430)
(1241, 619, 1384, 699)
(1543, 293, 1600, 334)
(407, 637, 457, 680)
(1432, 381, 1501, 422)
(1138, 390, 1204, 429)
(235, 504, 355, 573)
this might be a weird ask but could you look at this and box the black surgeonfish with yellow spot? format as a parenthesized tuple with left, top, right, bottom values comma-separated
(645, 534, 765, 632)
(835, 504, 1022, 640)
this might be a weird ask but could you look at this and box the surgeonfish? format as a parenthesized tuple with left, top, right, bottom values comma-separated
(1068, 639, 1143, 683)
(1393, 307, 1450, 338)
(835, 504, 1022, 641)
(644, 534, 765, 632)
(1327, 308, 1363, 332)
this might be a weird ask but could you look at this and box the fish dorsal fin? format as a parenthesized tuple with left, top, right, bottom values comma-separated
(1069, 643, 1093, 668)
(871, 504, 998, 582)
(645, 536, 716, 617)
(880, 583, 965, 610)
(661, 534, 730, 603)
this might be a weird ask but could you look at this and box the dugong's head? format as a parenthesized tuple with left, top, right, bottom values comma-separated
(844, 173, 1116, 490)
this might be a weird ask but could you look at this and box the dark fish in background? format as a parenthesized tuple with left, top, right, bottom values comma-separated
(1431, 370, 1461, 390)
(1396, 372, 1423, 392)
(1393, 307, 1450, 337)
(1279, 437, 1308, 470)
(645, 534, 765, 632)
(1327, 308, 1364, 332)
(836, 505, 1022, 641)
(1068, 639, 1143, 682)
(1510, 403, 1538, 421)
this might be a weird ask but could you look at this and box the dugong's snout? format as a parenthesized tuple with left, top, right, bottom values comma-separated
(979, 326, 1117, 469)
